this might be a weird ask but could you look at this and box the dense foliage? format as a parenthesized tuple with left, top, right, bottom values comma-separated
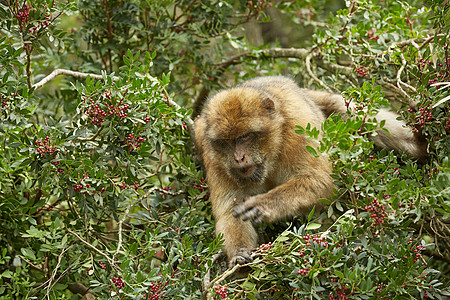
(0, 0, 449, 299)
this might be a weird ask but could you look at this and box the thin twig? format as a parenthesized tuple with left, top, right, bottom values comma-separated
(18, 255, 44, 271)
(67, 229, 120, 271)
(306, 53, 333, 93)
(78, 125, 104, 142)
(205, 263, 243, 300)
(202, 251, 225, 296)
(388, 34, 445, 50)
(396, 54, 417, 97)
(113, 201, 133, 263)
(45, 245, 73, 300)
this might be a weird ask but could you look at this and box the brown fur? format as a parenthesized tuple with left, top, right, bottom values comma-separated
(194, 76, 427, 266)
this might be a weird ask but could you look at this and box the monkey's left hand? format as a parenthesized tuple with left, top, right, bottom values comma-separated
(233, 196, 270, 225)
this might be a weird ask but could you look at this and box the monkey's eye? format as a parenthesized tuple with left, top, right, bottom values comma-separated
(213, 139, 232, 148)
(236, 132, 258, 143)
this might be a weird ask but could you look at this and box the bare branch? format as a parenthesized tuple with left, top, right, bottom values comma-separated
(306, 53, 333, 93)
(203, 251, 225, 298)
(388, 34, 445, 51)
(213, 48, 308, 69)
(396, 54, 417, 97)
(213, 47, 353, 78)
(32, 69, 118, 90)
(67, 229, 120, 271)
(33, 68, 195, 134)
(78, 126, 104, 142)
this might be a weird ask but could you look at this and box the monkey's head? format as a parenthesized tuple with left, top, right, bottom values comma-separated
(197, 87, 285, 185)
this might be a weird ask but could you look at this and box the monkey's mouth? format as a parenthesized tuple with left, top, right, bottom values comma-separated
(239, 165, 256, 177)
(232, 164, 264, 183)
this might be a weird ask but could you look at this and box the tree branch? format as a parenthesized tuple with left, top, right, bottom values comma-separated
(32, 68, 195, 134)
(213, 47, 353, 77)
(67, 229, 120, 271)
(32, 69, 118, 90)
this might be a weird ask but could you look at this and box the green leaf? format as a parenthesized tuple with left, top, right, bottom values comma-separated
(307, 206, 316, 222)
(306, 145, 318, 157)
(306, 223, 321, 230)
(20, 248, 36, 261)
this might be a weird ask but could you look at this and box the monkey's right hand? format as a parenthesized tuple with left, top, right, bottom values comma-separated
(229, 248, 253, 267)
(233, 196, 270, 225)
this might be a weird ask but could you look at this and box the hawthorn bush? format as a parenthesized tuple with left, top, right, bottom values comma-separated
(0, 0, 449, 299)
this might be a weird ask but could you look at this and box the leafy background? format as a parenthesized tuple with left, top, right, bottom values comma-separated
(0, 0, 449, 299)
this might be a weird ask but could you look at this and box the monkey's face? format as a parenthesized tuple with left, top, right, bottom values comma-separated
(212, 132, 266, 183)
(203, 88, 284, 185)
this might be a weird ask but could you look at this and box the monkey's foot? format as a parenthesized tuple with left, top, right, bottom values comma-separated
(229, 248, 253, 267)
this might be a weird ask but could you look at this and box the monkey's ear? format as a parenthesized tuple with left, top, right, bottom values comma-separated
(261, 98, 275, 112)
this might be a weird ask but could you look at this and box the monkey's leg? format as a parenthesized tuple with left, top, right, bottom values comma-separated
(233, 173, 333, 225)
(215, 211, 258, 267)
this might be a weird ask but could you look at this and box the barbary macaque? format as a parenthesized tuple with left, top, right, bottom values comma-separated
(194, 76, 427, 266)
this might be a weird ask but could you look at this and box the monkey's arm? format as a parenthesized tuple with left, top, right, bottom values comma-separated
(233, 169, 334, 225)
(215, 209, 257, 266)
(210, 189, 258, 266)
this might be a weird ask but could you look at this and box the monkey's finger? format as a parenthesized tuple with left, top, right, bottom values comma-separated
(241, 207, 260, 222)
(252, 213, 265, 225)
(233, 203, 249, 217)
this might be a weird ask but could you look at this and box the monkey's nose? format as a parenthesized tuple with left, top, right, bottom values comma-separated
(234, 154, 246, 163)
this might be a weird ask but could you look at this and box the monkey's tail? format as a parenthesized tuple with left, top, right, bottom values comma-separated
(304, 89, 428, 161)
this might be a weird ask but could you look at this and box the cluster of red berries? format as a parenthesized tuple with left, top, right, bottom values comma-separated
(377, 284, 383, 294)
(27, 13, 51, 36)
(302, 234, 329, 248)
(364, 198, 387, 227)
(124, 132, 145, 152)
(143, 281, 164, 300)
(51, 160, 64, 174)
(367, 28, 379, 42)
(73, 174, 106, 195)
(83, 94, 131, 126)
(158, 186, 172, 198)
(297, 267, 310, 275)
(107, 102, 130, 119)
(355, 66, 370, 78)
(73, 183, 90, 193)
(99, 261, 107, 269)
(247, 0, 272, 13)
(214, 284, 229, 299)
(411, 244, 424, 263)
(256, 242, 272, 252)
(329, 283, 349, 300)
(193, 178, 209, 200)
(86, 101, 107, 126)
(111, 276, 124, 289)
(1, 96, 10, 111)
(74, 174, 90, 193)
(35, 136, 57, 155)
(17, 4, 30, 24)
(297, 248, 305, 256)
(407, 106, 433, 133)
(445, 118, 450, 131)
(418, 58, 435, 68)
(426, 167, 438, 181)
(295, 7, 314, 23)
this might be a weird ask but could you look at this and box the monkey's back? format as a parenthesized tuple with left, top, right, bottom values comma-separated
(240, 76, 326, 131)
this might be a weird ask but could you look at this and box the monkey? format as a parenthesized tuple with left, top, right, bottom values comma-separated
(193, 76, 427, 267)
